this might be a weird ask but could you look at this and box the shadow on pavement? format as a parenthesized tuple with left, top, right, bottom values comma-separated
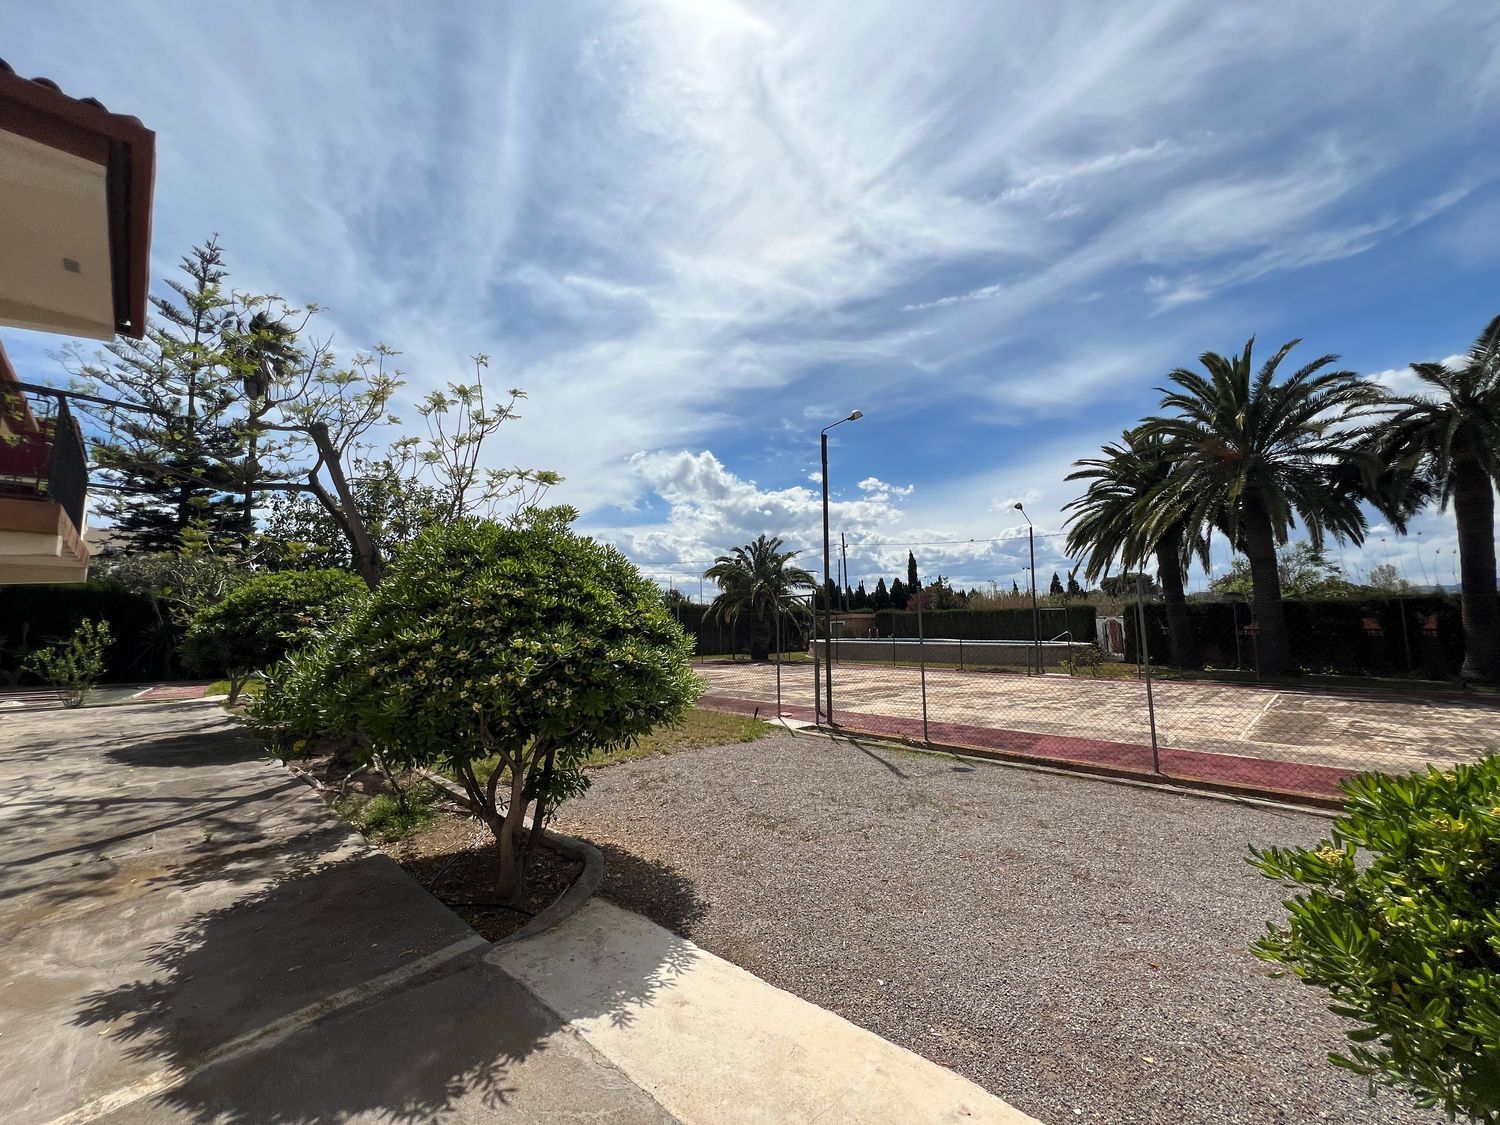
(104, 726, 266, 769)
(68, 819, 695, 1122)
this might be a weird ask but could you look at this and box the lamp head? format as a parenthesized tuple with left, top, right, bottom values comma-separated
(848, 409, 864, 421)
(1013, 502, 1024, 511)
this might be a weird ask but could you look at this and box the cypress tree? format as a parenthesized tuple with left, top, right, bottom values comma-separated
(890, 577, 908, 610)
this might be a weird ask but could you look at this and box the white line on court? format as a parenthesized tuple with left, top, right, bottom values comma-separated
(1237, 692, 1280, 742)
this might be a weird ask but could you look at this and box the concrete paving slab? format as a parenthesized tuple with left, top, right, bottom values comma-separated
(493, 899, 1042, 1125)
(0, 702, 674, 1125)
(94, 958, 675, 1124)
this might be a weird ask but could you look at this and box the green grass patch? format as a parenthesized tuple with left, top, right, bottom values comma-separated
(456, 706, 771, 788)
(334, 783, 440, 842)
(207, 678, 265, 700)
(584, 706, 768, 767)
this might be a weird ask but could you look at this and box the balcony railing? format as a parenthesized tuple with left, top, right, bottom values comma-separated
(1, 381, 88, 533)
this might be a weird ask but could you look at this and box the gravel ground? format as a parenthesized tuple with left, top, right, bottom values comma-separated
(554, 730, 1443, 1125)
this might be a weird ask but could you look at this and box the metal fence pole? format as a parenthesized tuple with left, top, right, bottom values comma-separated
(1231, 600, 1242, 670)
(958, 636, 964, 672)
(813, 650, 822, 726)
(1135, 574, 1161, 774)
(774, 602, 783, 718)
(1398, 595, 1414, 674)
(917, 591, 930, 744)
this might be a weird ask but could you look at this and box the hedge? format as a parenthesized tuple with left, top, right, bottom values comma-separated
(0, 582, 180, 685)
(1123, 595, 1466, 677)
(874, 605, 1098, 643)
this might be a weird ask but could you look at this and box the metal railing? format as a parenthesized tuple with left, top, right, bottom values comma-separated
(1, 381, 88, 532)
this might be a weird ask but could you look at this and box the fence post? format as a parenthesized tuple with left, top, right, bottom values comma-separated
(1135, 574, 1161, 774)
(774, 602, 783, 719)
(917, 591, 930, 744)
(813, 650, 822, 727)
(1230, 600, 1242, 670)
(1398, 596, 1414, 674)
(958, 636, 964, 672)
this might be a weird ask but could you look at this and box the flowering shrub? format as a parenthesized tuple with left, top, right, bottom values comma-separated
(182, 569, 365, 703)
(256, 509, 700, 898)
(1249, 759, 1500, 1122)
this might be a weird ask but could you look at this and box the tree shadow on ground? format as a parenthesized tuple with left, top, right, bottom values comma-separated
(104, 726, 266, 769)
(584, 837, 710, 939)
(67, 821, 692, 1122)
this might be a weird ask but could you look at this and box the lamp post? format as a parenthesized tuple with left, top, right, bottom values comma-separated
(821, 409, 863, 723)
(1014, 502, 1040, 675)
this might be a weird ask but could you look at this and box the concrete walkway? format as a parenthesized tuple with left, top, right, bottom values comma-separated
(1, 699, 1040, 1125)
(0, 701, 670, 1124)
(495, 899, 1039, 1125)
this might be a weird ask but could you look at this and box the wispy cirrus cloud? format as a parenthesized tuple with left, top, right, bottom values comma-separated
(3, 0, 1498, 586)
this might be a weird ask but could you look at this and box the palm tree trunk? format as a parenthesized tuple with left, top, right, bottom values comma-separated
(1242, 498, 1291, 676)
(749, 613, 771, 661)
(1452, 457, 1499, 684)
(1155, 529, 1199, 669)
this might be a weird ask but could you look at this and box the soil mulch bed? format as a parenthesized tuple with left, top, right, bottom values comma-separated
(385, 819, 581, 941)
(293, 749, 581, 942)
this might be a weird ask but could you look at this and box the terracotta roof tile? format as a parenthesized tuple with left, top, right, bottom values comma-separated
(0, 57, 147, 129)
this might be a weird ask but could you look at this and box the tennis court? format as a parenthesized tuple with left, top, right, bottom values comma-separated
(696, 659, 1500, 799)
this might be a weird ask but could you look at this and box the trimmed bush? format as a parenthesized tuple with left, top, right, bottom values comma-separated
(255, 509, 701, 900)
(1249, 759, 1500, 1120)
(182, 569, 365, 703)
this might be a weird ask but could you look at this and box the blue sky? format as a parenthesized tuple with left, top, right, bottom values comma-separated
(4, 1, 1498, 595)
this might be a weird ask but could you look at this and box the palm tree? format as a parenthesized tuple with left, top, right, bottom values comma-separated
(1368, 315, 1500, 683)
(224, 310, 299, 542)
(1064, 428, 1205, 668)
(1140, 338, 1385, 676)
(703, 535, 816, 661)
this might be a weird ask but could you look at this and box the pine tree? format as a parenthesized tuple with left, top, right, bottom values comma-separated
(872, 577, 891, 610)
(853, 581, 868, 610)
(1012, 579, 1021, 596)
(78, 240, 245, 551)
(907, 550, 919, 590)
(1050, 572, 1064, 596)
(890, 577, 908, 610)
(1066, 572, 1083, 597)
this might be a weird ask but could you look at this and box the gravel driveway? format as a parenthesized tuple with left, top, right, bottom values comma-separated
(554, 729, 1442, 1125)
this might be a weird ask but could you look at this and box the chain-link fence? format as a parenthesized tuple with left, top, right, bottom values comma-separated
(692, 578, 1499, 804)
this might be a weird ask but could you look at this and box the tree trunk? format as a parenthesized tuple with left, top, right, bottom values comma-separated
(1452, 457, 1500, 684)
(494, 760, 528, 903)
(522, 746, 556, 880)
(1241, 498, 1291, 676)
(749, 615, 771, 661)
(1155, 530, 1199, 670)
(241, 430, 259, 546)
(308, 422, 383, 589)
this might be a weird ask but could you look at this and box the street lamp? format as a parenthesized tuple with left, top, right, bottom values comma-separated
(1014, 502, 1040, 675)
(821, 409, 863, 723)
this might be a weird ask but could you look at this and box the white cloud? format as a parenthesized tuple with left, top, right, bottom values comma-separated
(1367, 354, 1467, 397)
(6, 0, 1499, 580)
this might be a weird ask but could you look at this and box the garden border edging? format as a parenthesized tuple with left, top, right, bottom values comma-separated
(416, 768, 605, 946)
